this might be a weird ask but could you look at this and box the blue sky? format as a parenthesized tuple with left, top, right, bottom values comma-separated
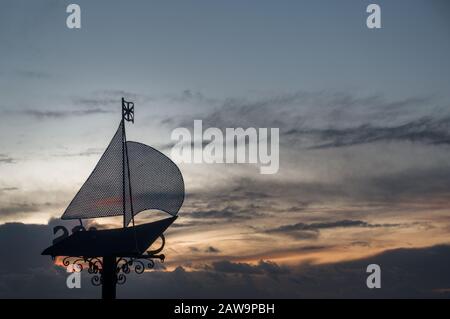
(1, 0, 450, 99)
(1, 0, 449, 156)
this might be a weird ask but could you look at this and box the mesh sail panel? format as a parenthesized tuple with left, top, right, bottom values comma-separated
(124, 141, 184, 226)
(62, 122, 126, 221)
(62, 121, 185, 225)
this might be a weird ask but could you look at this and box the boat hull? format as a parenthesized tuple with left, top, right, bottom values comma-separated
(41, 216, 176, 257)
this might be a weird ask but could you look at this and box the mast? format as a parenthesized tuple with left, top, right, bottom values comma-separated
(122, 97, 136, 228)
(125, 134, 135, 228)
(122, 99, 126, 228)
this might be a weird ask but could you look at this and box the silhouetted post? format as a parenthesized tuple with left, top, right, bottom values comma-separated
(102, 256, 117, 299)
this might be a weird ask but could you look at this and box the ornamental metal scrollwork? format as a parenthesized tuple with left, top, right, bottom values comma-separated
(60, 235, 166, 287)
(114, 255, 159, 285)
(63, 256, 104, 286)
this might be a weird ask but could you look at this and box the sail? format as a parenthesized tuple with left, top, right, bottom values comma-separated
(62, 122, 126, 221)
(61, 122, 184, 225)
(124, 141, 184, 225)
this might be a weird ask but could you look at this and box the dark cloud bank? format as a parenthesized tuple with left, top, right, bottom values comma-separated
(265, 220, 403, 240)
(163, 91, 450, 149)
(1, 223, 450, 298)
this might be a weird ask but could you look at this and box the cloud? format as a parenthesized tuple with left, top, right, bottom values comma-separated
(0, 187, 19, 192)
(188, 246, 220, 254)
(0, 203, 41, 217)
(163, 91, 450, 150)
(167, 90, 218, 105)
(265, 220, 402, 239)
(1, 222, 450, 298)
(170, 221, 216, 228)
(0, 187, 19, 195)
(0, 223, 53, 273)
(268, 219, 401, 232)
(363, 166, 450, 202)
(0, 69, 52, 79)
(54, 148, 104, 157)
(1, 90, 449, 298)
(210, 260, 290, 275)
(281, 230, 319, 240)
(156, 140, 214, 153)
(0, 154, 16, 164)
(14, 69, 51, 79)
(74, 98, 118, 108)
(22, 108, 113, 119)
(205, 246, 220, 253)
(156, 90, 450, 214)
(290, 117, 450, 149)
(187, 207, 259, 221)
(188, 160, 450, 216)
(73, 90, 153, 108)
(0, 222, 98, 298)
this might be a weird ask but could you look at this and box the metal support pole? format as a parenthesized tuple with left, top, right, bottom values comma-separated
(101, 256, 117, 299)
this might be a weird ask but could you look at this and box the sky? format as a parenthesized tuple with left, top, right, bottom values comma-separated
(0, 0, 450, 298)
